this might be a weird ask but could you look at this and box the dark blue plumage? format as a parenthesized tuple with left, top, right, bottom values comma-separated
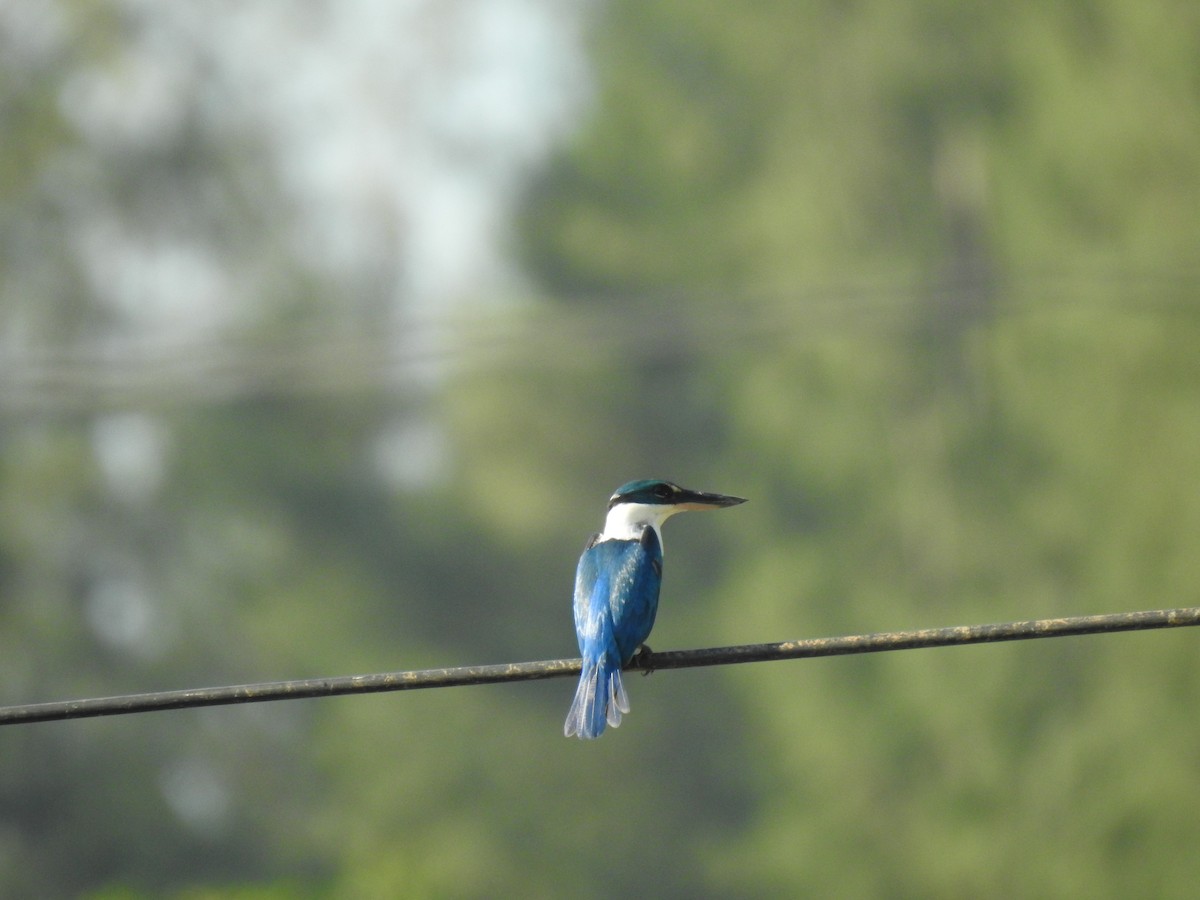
(564, 479, 745, 739)
(564, 528, 661, 738)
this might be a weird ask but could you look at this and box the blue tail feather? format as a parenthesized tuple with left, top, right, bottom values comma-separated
(564, 652, 626, 739)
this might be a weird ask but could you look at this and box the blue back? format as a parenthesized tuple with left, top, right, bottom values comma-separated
(574, 529, 663, 663)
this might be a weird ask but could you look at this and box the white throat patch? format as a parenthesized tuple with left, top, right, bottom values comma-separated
(599, 502, 681, 545)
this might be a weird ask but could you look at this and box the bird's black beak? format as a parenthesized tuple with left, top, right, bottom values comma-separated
(675, 488, 747, 511)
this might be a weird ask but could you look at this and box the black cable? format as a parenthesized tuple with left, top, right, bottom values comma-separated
(1, 605, 1196, 726)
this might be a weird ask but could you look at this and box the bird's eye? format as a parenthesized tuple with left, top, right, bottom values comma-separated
(654, 484, 672, 500)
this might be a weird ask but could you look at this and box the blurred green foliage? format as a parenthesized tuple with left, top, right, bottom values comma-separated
(1, 1, 1199, 897)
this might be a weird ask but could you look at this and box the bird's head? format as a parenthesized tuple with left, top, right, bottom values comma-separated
(601, 479, 746, 541)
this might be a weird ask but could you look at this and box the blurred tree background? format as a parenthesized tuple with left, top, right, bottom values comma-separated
(1, 1, 1199, 897)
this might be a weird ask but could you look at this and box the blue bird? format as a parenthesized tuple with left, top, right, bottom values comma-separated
(564, 479, 746, 739)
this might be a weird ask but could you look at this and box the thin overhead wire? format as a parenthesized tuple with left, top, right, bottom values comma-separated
(2, 605, 1197, 726)
(4, 274, 1199, 412)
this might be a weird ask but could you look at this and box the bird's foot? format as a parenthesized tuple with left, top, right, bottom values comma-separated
(631, 644, 655, 676)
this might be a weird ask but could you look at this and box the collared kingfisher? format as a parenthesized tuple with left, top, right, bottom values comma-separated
(564, 479, 746, 739)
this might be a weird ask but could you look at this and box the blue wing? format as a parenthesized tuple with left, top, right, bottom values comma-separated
(564, 528, 663, 739)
